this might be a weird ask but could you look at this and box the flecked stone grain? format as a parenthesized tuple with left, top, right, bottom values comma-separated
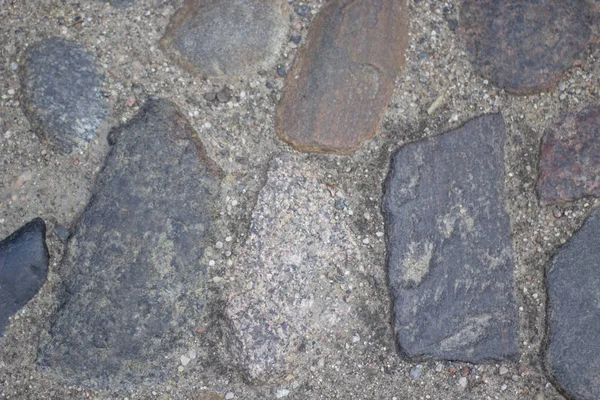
(20, 38, 107, 153)
(37, 99, 222, 389)
(383, 114, 519, 363)
(275, 0, 409, 154)
(460, 0, 594, 95)
(224, 155, 361, 382)
(537, 105, 600, 205)
(544, 207, 600, 400)
(160, 0, 289, 78)
(0, 218, 48, 336)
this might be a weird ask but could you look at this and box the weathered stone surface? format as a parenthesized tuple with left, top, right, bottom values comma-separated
(383, 114, 518, 362)
(224, 155, 360, 382)
(460, 0, 594, 95)
(544, 207, 600, 400)
(160, 0, 289, 78)
(20, 38, 107, 152)
(0, 218, 48, 336)
(38, 99, 222, 388)
(537, 105, 600, 205)
(275, 0, 409, 154)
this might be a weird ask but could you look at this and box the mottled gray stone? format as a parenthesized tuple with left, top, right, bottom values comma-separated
(97, 0, 134, 7)
(160, 0, 289, 78)
(224, 155, 361, 382)
(38, 99, 222, 389)
(0, 218, 48, 336)
(383, 114, 518, 363)
(544, 207, 600, 400)
(20, 38, 107, 153)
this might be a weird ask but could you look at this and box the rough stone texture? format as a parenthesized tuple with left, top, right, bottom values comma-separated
(99, 0, 135, 7)
(275, 0, 409, 154)
(383, 114, 519, 362)
(20, 38, 107, 153)
(0, 218, 48, 336)
(224, 155, 360, 382)
(38, 99, 222, 388)
(537, 105, 600, 205)
(460, 0, 594, 95)
(160, 0, 289, 78)
(544, 207, 600, 400)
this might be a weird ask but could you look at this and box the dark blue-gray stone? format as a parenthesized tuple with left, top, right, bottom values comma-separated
(38, 99, 222, 389)
(383, 114, 518, 363)
(544, 207, 600, 400)
(20, 38, 107, 153)
(98, 0, 135, 7)
(0, 218, 48, 336)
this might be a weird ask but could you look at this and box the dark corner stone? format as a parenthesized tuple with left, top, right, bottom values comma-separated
(459, 0, 594, 95)
(544, 207, 600, 400)
(20, 38, 107, 153)
(537, 105, 600, 205)
(160, 0, 289, 78)
(275, 0, 409, 154)
(383, 114, 519, 363)
(0, 218, 49, 336)
(37, 99, 222, 389)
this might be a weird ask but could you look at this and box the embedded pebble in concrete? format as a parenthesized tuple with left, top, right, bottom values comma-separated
(37, 99, 222, 389)
(544, 207, 600, 400)
(160, 0, 289, 78)
(0, 218, 48, 336)
(460, 0, 594, 94)
(383, 114, 519, 362)
(275, 0, 409, 154)
(537, 105, 600, 205)
(20, 38, 107, 152)
(224, 155, 360, 382)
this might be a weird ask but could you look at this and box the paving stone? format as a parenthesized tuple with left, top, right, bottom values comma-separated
(38, 99, 222, 388)
(537, 105, 600, 205)
(160, 0, 289, 78)
(20, 38, 107, 153)
(275, 0, 409, 154)
(224, 155, 360, 382)
(544, 206, 600, 400)
(383, 114, 519, 363)
(0, 218, 48, 336)
(460, 0, 594, 95)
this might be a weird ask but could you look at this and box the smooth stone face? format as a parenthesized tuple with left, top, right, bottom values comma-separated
(224, 155, 360, 382)
(383, 114, 519, 362)
(38, 99, 222, 389)
(20, 38, 107, 153)
(545, 207, 600, 400)
(0, 218, 49, 336)
(275, 0, 409, 154)
(537, 105, 600, 205)
(460, 0, 594, 95)
(160, 0, 289, 78)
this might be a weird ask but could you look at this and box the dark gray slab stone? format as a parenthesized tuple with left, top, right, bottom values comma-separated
(20, 38, 107, 153)
(383, 114, 518, 363)
(0, 218, 48, 336)
(97, 0, 135, 7)
(38, 99, 222, 389)
(544, 207, 600, 400)
(160, 0, 289, 78)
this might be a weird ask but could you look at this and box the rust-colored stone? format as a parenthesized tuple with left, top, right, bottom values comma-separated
(460, 0, 595, 95)
(275, 0, 409, 155)
(537, 106, 600, 205)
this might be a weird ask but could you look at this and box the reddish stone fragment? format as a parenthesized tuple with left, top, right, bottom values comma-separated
(537, 106, 600, 205)
(275, 0, 409, 155)
(460, 0, 595, 95)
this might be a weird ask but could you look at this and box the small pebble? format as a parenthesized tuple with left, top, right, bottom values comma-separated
(275, 388, 290, 398)
(410, 364, 423, 380)
(458, 377, 467, 388)
(225, 392, 235, 399)
(499, 366, 509, 375)
(180, 355, 191, 366)
(204, 92, 216, 102)
(290, 35, 302, 44)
